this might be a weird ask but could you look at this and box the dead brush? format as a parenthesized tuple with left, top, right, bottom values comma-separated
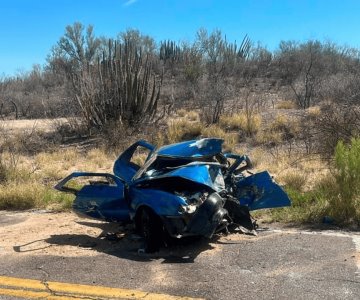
(306, 106, 321, 119)
(0, 182, 42, 210)
(276, 100, 296, 109)
(256, 114, 300, 147)
(202, 125, 226, 139)
(279, 171, 307, 192)
(176, 109, 187, 117)
(175, 109, 199, 121)
(186, 111, 199, 121)
(0, 162, 8, 183)
(201, 125, 237, 150)
(219, 112, 262, 136)
(167, 119, 203, 143)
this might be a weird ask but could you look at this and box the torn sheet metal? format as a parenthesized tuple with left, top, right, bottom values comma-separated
(55, 138, 291, 252)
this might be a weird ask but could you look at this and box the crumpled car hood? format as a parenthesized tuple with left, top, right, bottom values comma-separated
(135, 162, 226, 192)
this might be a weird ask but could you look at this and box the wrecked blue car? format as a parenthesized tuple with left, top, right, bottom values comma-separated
(55, 138, 290, 252)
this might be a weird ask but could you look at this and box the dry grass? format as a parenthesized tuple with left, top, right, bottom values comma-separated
(0, 182, 44, 210)
(255, 130, 283, 145)
(0, 118, 67, 133)
(167, 119, 202, 144)
(0, 145, 113, 211)
(0, 173, 73, 211)
(270, 114, 299, 133)
(255, 114, 300, 146)
(1, 115, 349, 227)
(306, 106, 321, 118)
(176, 109, 188, 117)
(276, 100, 296, 109)
(176, 109, 199, 121)
(278, 171, 307, 192)
(219, 112, 262, 135)
(187, 111, 199, 121)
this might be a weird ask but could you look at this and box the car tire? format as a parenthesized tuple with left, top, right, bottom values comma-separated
(137, 207, 163, 253)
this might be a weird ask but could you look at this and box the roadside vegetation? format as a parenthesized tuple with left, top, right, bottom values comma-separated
(1, 23, 359, 227)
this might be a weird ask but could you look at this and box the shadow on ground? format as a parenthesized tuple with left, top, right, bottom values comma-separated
(16, 220, 219, 263)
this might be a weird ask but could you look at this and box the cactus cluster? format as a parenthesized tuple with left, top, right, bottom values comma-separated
(159, 40, 182, 62)
(72, 38, 162, 128)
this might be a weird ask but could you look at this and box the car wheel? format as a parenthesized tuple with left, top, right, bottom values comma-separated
(137, 207, 163, 253)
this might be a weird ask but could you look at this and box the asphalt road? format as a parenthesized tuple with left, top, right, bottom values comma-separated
(0, 211, 359, 299)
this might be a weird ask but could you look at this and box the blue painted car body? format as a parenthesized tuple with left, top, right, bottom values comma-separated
(55, 138, 291, 239)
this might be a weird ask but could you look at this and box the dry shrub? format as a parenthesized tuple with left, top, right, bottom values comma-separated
(186, 111, 199, 121)
(0, 181, 73, 211)
(0, 163, 7, 183)
(35, 149, 80, 178)
(176, 109, 199, 121)
(201, 125, 237, 150)
(256, 114, 299, 146)
(154, 132, 166, 147)
(176, 109, 187, 117)
(223, 133, 238, 151)
(315, 103, 360, 156)
(246, 147, 267, 169)
(131, 152, 149, 166)
(279, 171, 307, 192)
(306, 106, 321, 118)
(167, 119, 202, 143)
(1, 129, 53, 155)
(276, 100, 296, 109)
(255, 130, 283, 146)
(101, 121, 131, 151)
(0, 182, 42, 210)
(202, 125, 226, 139)
(86, 148, 112, 169)
(219, 114, 244, 131)
(219, 112, 262, 136)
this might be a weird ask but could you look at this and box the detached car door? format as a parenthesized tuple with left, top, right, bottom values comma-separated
(235, 171, 291, 210)
(54, 172, 129, 222)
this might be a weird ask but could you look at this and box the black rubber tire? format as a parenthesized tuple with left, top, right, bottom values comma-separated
(137, 207, 163, 253)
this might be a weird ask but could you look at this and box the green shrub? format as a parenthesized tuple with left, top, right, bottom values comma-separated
(255, 186, 327, 223)
(327, 138, 360, 223)
(0, 182, 74, 211)
(0, 163, 8, 183)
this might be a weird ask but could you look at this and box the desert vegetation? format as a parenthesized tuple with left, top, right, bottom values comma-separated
(1, 23, 359, 226)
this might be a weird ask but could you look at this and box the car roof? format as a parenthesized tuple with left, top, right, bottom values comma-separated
(156, 138, 224, 158)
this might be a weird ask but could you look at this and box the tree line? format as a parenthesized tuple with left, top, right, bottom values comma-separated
(0, 22, 359, 153)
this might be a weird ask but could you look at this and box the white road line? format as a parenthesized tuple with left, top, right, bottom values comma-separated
(351, 235, 360, 277)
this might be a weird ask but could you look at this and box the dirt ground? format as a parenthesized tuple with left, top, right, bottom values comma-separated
(0, 118, 66, 133)
(0, 208, 277, 260)
(0, 210, 240, 258)
(0, 211, 117, 258)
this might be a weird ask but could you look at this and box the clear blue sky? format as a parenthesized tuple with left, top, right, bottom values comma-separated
(1, 0, 360, 76)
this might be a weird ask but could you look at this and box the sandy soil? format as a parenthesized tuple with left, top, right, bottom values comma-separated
(0, 210, 238, 259)
(0, 211, 119, 258)
(0, 118, 67, 133)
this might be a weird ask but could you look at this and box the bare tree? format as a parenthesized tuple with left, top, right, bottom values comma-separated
(55, 22, 101, 70)
(276, 40, 324, 109)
